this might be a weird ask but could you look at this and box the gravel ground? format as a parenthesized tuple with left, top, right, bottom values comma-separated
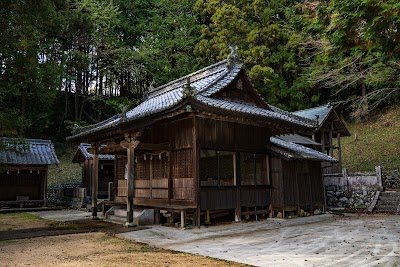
(119, 214, 400, 267)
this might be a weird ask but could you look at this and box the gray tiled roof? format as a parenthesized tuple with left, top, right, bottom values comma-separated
(277, 134, 321, 146)
(269, 137, 337, 162)
(73, 143, 115, 162)
(292, 104, 333, 126)
(0, 138, 60, 166)
(196, 96, 312, 128)
(68, 56, 315, 141)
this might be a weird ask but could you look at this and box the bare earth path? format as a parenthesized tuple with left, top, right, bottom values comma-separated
(120, 214, 400, 267)
(0, 211, 243, 267)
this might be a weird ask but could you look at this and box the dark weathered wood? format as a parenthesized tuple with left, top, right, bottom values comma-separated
(43, 167, 48, 207)
(91, 143, 99, 219)
(123, 133, 140, 227)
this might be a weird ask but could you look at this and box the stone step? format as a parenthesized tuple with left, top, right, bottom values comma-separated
(375, 204, 398, 210)
(106, 207, 155, 226)
(374, 209, 398, 213)
(105, 214, 126, 224)
(376, 200, 400, 205)
(379, 192, 400, 197)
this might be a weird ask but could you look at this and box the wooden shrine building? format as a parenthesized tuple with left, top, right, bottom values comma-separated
(67, 51, 336, 226)
(292, 104, 350, 174)
(72, 143, 115, 199)
(0, 138, 59, 207)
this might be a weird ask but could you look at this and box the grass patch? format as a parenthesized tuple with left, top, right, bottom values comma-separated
(340, 106, 400, 172)
(0, 212, 44, 221)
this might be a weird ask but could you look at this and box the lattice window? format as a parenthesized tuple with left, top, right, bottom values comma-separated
(172, 149, 192, 178)
(135, 157, 150, 180)
(152, 154, 169, 179)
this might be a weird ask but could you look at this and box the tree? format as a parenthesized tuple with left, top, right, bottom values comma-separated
(0, 0, 65, 137)
(194, 0, 320, 111)
(307, 0, 400, 116)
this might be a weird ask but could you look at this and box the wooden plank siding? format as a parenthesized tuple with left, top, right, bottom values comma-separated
(270, 157, 325, 214)
(0, 168, 47, 202)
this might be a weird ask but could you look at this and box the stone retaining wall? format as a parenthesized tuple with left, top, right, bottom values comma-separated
(47, 183, 85, 208)
(382, 170, 400, 189)
(324, 167, 382, 209)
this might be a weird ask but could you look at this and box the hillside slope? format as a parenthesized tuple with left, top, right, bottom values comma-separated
(340, 106, 400, 172)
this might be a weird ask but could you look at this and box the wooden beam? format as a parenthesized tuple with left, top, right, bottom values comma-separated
(96, 142, 170, 155)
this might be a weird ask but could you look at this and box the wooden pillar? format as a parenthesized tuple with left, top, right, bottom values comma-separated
(43, 167, 48, 207)
(180, 209, 186, 229)
(329, 122, 334, 157)
(91, 143, 100, 219)
(337, 133, 342, 172)
(235, 153, 241, 222)
(205, 210, 211, 224)
(192, 117, 201, 227)
(121, 132, 140, 227)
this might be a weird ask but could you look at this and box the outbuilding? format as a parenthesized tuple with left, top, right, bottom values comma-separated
(72, 143, 115, 200)
(0, 138, 59, 207)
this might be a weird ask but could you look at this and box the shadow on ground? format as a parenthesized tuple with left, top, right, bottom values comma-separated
(0, 219, 147, 241)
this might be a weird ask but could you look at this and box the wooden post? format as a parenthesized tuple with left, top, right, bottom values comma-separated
(337, 133, 342, 172)
(43, 167, 48, 207)
(205, 210, 211, 224)
(121, 132, 140, 227)
(329, 122, 334, 157)
(192, 116, 201, 227)
(180, 209, 186, 229)
(91, 143, 99, 219)
(235, 153, 241, 222)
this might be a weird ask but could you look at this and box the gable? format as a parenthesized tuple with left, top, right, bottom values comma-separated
(212, 70, 268, 109)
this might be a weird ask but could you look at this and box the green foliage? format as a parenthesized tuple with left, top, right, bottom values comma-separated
(47, 143, 82, 188)
(194, 0, 320, 111)
(307, 0, 400, 114)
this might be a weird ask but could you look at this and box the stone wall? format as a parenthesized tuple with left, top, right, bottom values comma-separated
(382, 170, 400, 189)
(47, 183, 86, 208)
(324, 167, 382, 209)
(326, 189, 376, 209)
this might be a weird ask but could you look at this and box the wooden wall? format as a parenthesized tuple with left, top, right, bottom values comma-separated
(196, 117, 271, 152)
(0, 169, 45, 201)
(115, 117, 196, 206)
(82, 159, 114, 197)
(270, 156, 324, 214)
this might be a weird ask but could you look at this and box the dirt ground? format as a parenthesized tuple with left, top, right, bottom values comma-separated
(0, 213, 243, 267)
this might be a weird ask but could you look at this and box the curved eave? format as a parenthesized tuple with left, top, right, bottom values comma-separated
(191, 97, 314, 132)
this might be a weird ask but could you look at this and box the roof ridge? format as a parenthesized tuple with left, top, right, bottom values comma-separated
(0, 137, 52, 144)
(292, 103, 331, 114)
(147, 60, 228, 98)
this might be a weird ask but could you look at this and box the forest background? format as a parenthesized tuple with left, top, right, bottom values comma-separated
(1, 0, 399, 143)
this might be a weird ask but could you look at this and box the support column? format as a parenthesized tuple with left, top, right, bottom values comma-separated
(337, 133, 342, 172)
(43, 167, 48, 207)
(91, 143, 100, 219)
(121, 133, 140, 227)
(91, 143, 99, 220)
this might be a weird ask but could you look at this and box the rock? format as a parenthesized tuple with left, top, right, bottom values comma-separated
(299, 209, 305, 217)
(314, 209, 321, 215)
(337, 202, 343, 207)
(339, 197, 350, 204)
(363, 190, 368, 196)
